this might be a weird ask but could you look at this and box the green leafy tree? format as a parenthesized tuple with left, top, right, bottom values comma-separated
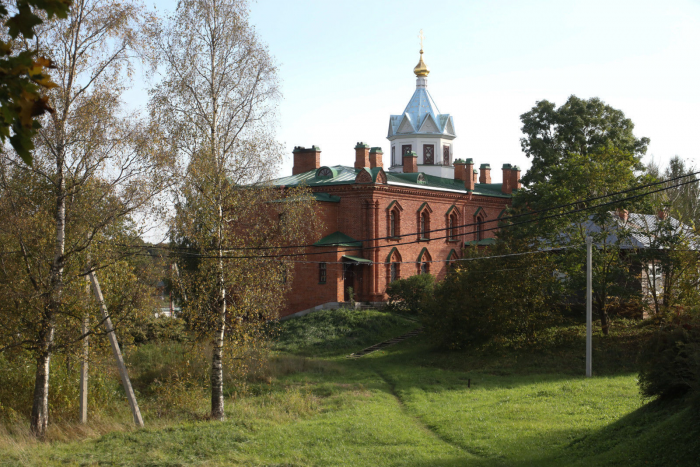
(511, 96, 652, 334)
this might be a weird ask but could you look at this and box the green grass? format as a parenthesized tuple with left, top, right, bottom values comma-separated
(272, 307, 418, 356)
(2, 309, 698, 466)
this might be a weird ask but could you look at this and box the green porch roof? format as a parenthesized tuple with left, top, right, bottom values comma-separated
(313, 231, 362, 248)
(272, 165, 511, 199)
(342, 255, 371, 264)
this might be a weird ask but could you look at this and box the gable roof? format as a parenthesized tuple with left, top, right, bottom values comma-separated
(581, 212, 700, 250)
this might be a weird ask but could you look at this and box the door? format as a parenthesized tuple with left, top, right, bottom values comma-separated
(343, 263, 355, 301)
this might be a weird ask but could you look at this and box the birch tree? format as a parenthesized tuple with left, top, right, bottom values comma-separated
(0, 0, 168, 437)
(149, 0, 317, 421)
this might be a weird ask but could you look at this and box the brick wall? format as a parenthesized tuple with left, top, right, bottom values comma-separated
(278, 185, 510, 317)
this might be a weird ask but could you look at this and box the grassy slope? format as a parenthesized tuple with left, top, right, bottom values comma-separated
(3, 310, 699, 466)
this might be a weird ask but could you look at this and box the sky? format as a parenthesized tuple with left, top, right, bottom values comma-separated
(141, 0, 700, 183)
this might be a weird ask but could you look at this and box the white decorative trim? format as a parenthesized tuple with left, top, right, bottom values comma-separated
(387, 181, 465, 193)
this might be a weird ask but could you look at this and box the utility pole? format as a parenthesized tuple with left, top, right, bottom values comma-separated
(79, 310, 89, 424)
(586, 236, 593, 378)
(88, 268, 144, 427)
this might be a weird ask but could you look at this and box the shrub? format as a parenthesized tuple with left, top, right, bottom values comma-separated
(638, 315, 700, 401)
(421, 243, 563, 349)
(129, 316, 189, 344)
(384, 274, 435, 314)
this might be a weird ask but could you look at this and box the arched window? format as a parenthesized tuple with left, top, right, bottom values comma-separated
(417, 248, 432, 275)
(390, 211, 396, 237)
(420, 211, 430, 239)
(449, 212, 459, 240)
(477, 217, 484, 241)
(386, 248, 402, 286)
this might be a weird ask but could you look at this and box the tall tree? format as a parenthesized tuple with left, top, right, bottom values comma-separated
(510, 96, 652, 334)
(149, 0, 317, 421)
(0, 0, 167, 437)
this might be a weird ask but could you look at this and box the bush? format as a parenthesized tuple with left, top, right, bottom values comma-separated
(128, 316, 189, 344)
(638, 316, 700, 401)
(384, 274, 435, 314)
(421, 243, 563, 349)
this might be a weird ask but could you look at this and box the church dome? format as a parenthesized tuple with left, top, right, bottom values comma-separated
(414, 49, 430, 77)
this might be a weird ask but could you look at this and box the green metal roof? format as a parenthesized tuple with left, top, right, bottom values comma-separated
(272, 165, 511, 198)
(313, 231, 362, 248)
(342, 255, 371, 264)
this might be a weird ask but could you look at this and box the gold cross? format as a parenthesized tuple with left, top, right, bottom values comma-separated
(418, 29, 425, 50)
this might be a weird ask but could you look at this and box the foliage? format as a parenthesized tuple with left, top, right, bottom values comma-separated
(384, 273, 434, 314)
(647, 156, 700, 226)
(638, 310, 700, 401)
(421, 242, 564, 350)
(0, 0, 71, 164)
(511, 96, 654, 334)
(0, 0, 168, 436)
(128, 316, 189, 345)
(519, 95, 649, 187)
(150, 0, 319, 420)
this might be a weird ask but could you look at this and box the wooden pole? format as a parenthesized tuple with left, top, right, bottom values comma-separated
(586, 236, 593, 378)
(88, 269, 144, 427)
(79, 270, 90, 424)
(79, 313, 89, 423)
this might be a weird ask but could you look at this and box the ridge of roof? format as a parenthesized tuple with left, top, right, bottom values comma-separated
(271, 165, 511, 198)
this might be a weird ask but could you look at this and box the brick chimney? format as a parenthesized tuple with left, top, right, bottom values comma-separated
(403, 151, 418, 173)
(473, 168, 478, 184)
(479, 163, 491, 184)
(369, 147, 383, 169)
(502, 164, 512, 194)
(354, 142, 370, 169)
(463, 158, 475, 191)
(511, 165, 521, 191)
(292, 145, 321, 175)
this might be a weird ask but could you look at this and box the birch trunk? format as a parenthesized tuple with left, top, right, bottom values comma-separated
(30, 144, 65, 437)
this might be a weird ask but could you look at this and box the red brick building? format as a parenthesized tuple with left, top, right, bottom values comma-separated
(273, 50, 519, 318)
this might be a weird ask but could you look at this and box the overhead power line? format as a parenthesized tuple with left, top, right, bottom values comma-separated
(130, 176, 700, 261)
(116, 169, 700, 254)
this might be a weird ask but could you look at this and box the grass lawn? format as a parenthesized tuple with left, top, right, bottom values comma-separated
(2, 309, 698, 466)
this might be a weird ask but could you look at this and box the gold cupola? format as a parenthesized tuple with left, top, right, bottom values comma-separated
(413, 49, 430, 77)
